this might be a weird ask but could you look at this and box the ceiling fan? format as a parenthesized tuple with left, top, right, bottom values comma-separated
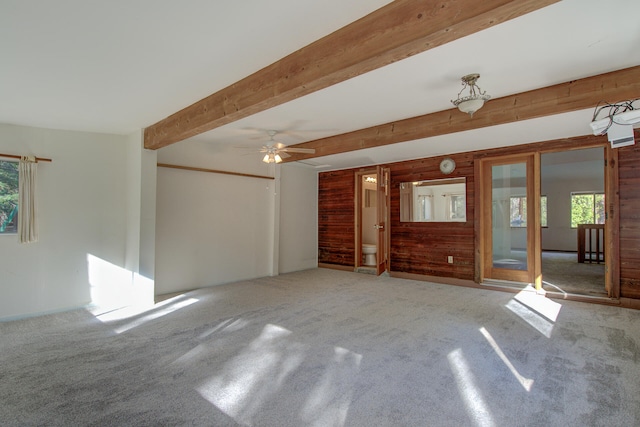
(257, 130, 315, 163)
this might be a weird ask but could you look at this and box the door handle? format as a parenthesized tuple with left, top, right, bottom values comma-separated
(374, 224, 384, 230)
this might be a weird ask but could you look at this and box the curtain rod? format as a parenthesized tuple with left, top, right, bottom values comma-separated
(157, 163, 274, 180)
(0, 153, 52, 162)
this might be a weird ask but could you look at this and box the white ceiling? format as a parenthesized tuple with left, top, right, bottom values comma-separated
(2, 0, 639, 171)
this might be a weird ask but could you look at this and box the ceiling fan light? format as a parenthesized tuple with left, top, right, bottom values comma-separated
(255, 130, 316, 163)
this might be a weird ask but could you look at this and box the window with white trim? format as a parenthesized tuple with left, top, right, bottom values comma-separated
(570, 192, 605, 228)
(0, 160, 18, 234)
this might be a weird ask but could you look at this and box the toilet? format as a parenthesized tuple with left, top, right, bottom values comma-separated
(362, 244, 377, 266)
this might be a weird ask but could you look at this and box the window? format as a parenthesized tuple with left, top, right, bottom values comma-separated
(541, 196, 547, 227)
(0, 160, 19, 234)
(448, 194, 466, 220)
(417, 195, 433, 221)
(571, 192, 605, 228)
(509, 195, 547, 227)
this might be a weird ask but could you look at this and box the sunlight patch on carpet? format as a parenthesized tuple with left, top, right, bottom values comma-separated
(506, 289, 561, 338)
(300, 346, 361, 427)
(93, 292, 196, 323)
(110, 297, 198, 334)
(514, 290, 561, 323)
(196, 323, 306, 425)
(448, 348, 495, 427)
(199, 318, 248, 339)
(480, 327, 534, 391)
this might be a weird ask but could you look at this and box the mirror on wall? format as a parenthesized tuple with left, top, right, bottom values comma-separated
(400, 177, 466, 222)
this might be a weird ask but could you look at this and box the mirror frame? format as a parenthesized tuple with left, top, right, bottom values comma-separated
(400, 177, 466, 223)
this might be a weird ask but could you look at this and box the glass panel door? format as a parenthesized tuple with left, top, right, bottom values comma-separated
(481, 154, 539, 284)
(492, 162, 528, 272)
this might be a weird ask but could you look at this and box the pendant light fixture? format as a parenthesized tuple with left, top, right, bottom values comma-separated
(451, 73, 491, 117)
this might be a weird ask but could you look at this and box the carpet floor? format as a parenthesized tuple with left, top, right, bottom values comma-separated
(1, 268, 639, 426)
(541, 251, 605, 297)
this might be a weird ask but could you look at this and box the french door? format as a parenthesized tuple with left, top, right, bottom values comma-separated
(480, 154, 541, 288)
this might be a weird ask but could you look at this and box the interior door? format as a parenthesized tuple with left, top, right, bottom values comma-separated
(376, 166, 390, 275)
(481, 154, 541, 286)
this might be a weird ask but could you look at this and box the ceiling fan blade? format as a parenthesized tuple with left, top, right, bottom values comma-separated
(278, 151, 291, 159)
(232, 145, 270, 152)
(231, 146, 256, 154)
(281, 147, 316, 154)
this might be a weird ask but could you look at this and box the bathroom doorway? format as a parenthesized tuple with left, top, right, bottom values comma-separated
(355, 166, 390, 275)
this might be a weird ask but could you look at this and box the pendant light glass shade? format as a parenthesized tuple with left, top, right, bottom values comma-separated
(451, 73, 491, 117)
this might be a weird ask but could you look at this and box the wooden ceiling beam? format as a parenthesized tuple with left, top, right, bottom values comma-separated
(144, 0, 560, 150)
(282, 66, 640, 162)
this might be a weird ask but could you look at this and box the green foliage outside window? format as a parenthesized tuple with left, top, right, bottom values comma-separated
(571, 192, 605, 228)
(540, 196, 547, 227)
(0, 160, 18, 233)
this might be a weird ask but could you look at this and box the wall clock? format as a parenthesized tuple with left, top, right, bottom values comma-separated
(439, 158, 456, 174)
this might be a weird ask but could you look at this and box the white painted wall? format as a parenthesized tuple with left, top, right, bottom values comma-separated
(0, 123, 131, 319)
(279, 163, 318, 273)
(123, 130, 157, 307)
(138, 140, 157, 281)
(508, 156, 604, 252)
(154, 140, 278, 295)
(0, 124, 319, 316)
(541, 161, 604, 251)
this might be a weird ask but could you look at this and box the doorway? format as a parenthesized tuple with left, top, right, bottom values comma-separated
(479, 154, 541, 287)
(540, 147, 607, 297)
(355, 166, 390, 275)
(478, 146, 617, 298)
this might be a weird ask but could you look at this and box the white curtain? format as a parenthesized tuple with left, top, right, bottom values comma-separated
(18, 156, 38, 243)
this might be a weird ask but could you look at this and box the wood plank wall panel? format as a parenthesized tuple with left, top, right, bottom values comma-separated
(318, 133, 640, 303)
(318, 169, 355, 266)
(389, 153, 476, 280)
(617, 132, 640, 299)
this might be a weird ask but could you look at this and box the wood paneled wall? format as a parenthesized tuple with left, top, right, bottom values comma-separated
(389, 154, 476, 280)
(618, 134, 640, 299)
(318, 169, 355, 266)
(318, 131, 640, 301)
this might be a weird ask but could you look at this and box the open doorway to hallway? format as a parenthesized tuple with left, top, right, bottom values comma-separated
(540, 147, 606, 297)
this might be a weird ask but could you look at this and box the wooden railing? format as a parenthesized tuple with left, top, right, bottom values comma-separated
(577, 224, 604, 263)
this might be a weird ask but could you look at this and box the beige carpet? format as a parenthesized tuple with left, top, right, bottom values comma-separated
(542, 251, 606, 296)
(1, 268, 638, 426)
